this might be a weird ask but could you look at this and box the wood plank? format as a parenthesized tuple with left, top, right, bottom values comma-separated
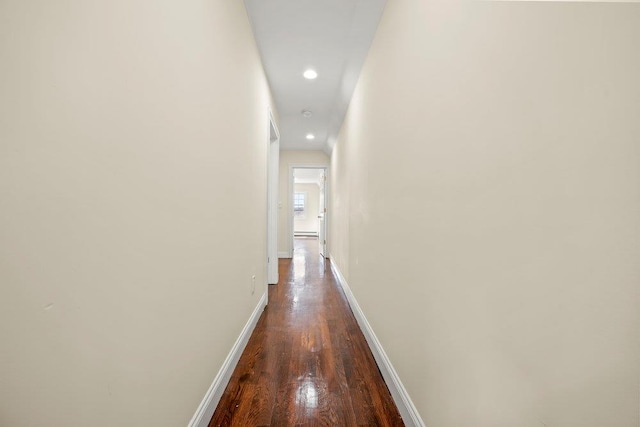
(209, 239, 404, 426)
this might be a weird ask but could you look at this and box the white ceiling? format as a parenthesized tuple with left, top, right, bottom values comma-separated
(244, 0, 386, 153)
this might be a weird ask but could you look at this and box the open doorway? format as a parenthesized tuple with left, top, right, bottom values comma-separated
(291, 167, 327, 258)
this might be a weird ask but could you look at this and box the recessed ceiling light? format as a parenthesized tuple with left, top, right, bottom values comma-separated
(303, 69, 318, 80)
(301, 109, 312, 118)
(306, 134, 315, 140)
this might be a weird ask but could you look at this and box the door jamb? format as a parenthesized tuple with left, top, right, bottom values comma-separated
(267, 109, 280, 286)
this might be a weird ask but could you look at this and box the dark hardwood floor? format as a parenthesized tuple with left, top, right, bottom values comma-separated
(209, 238, 404, 426)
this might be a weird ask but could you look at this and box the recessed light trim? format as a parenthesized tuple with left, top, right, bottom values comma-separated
(303, 69, 318, 80)
(301, 109, 313, 118)
(306, 134, 315, 140)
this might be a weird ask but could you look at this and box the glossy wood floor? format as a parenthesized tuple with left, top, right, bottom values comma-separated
(209, 238, 404, 426)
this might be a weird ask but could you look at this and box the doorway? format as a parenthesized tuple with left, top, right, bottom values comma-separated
(290, 166, 328, 259)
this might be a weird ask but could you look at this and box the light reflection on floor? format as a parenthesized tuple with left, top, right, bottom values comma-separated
(291, 238, 326, 416)
(293, 251, 306, 281)
(295, 378, 319, 414)
(292, 237, 326, 281)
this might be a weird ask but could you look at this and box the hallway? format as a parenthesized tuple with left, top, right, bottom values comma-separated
(209, 238, 403, 426)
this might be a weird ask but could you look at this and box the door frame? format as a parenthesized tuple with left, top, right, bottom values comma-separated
(267, 109, 280, 286)
(288, 164, 329, 258)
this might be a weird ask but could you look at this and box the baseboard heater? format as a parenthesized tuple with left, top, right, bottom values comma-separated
(294, 231, 318, 237)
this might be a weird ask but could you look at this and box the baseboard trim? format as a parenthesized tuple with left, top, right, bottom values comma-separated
(278, 251, 291, 259)
(293, 231, 318, 237)
(188, 292, 267, 427)
(330, 260, 425, 427)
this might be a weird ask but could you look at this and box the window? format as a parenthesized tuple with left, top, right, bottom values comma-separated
(294, 192, 306, 218)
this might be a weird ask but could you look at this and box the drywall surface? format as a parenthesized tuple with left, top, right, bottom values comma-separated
(0, 1, 276, 426)
(277, 151, 329, 256)
(330, 1, 640, 426)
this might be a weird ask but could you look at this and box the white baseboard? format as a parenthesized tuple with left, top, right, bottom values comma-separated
(278, 251, 291, 259)
(330, 260, 425, 427)
(294, 231, 318, 237)
(187, 292, 267, 427)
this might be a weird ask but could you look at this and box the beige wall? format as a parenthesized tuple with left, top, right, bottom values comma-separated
(294, 183, 321, 234)
(0, 1, 276, 426)
(277, 151, 329, 256)
(330, 1, 640, 426)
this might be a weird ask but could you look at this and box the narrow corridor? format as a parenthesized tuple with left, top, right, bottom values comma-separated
(209, 238, 403, 426)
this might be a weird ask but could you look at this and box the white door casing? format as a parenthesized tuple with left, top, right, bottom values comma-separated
(318, 171, 327, 257)
(267, 110, 279, 285)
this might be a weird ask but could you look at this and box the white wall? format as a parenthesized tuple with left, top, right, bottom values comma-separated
(277, 151, 329, 256)
(330, 1, 640, 426)
(0, 1, 276, 426)
(293, 183, 320, 234)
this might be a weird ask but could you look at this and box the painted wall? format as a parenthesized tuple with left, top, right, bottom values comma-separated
(0, 1, 276, 426)
(330, 1, 640, 426)
(277, 150, 329, 256)
(294, 183, 321, 234)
